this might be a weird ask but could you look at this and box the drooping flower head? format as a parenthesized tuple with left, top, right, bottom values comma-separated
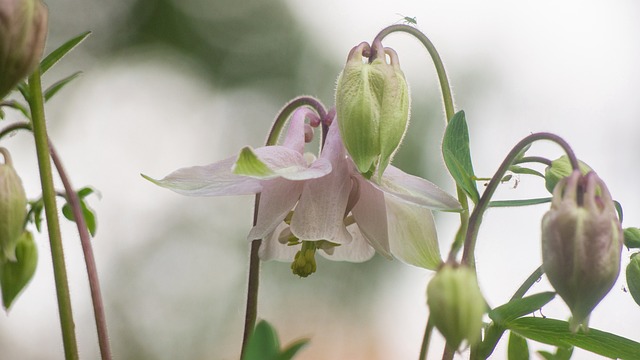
(541, 170, 623, 331)
(336, 40, 410, 179)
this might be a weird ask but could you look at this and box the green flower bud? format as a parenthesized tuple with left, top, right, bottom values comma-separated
(336, 40, 410, 179)
(623, 228, 640, 249)
(544, 155, 592, 193)
(0, 148, 27, 261)
(427, 265, 486, 350)
(626, 253, 640, 307)
(541, 170, 622, 331)
(0, 0, 48, 99)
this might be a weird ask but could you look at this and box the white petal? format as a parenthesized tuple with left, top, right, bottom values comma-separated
(143, 156, 262, 196)
(281, 107, 316, 153)
(258, 223, 298, 262)
(351, 176, 392, 259)
(386, 195, 443, 270)
(248, 179, 303, 240)
(318, 223, 375, 262)
(375, 165, 461, 211)
(290, 122, 352, 244)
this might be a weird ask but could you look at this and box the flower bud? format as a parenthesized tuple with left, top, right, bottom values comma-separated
(544, 155, 592, 193)
(0, 0, 48, 99)
(0, 148, 27, 261)
(541, 170, 622, 331)
(626, 253, 640, 307)
(427, 265, 486, 350)
(335, 40, 410, 179)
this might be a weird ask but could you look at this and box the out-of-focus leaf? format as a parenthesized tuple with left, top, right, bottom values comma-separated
(626, 253, 640, 306)
(442, 111, 479, 203)
(489, 197, 551, 208)
(624, 228, 640, 249)
(0, 232, 37, 310)
(538, 346, 574, 360)
(40, 32, 91, 74)
(276, 339, 308, 360)
(508, 331, 529, 360)
(506, 317, 640, 359)
(44, 71, 82, 101)
(242, 320, 280, 360)
(489, 292, 556, 324)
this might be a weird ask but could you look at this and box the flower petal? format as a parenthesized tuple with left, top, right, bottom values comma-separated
(248, 179, 304, 240)
(351, 176, 392, 259)
(374, 165, 461, 211)
(318, 223, 376, 262)
(143, 156, 262, 196)
(385, 195, 443, 270)
(290, 121, 352, 244)
(258, 223, 298, 261)
(234, 146, 332, 181)
(281, 107, 317, 153)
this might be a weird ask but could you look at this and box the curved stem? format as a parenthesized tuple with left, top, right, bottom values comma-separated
(49, 143, 112, 360)
(240, 97, 327, 357)
(373, 25, 470, 262)
(0, 121, 31, 140)
(461, 133, 579, 267)
(28, 69, 79, 359)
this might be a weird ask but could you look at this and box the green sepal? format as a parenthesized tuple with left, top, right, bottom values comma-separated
(505, 317, 640, 359)
(442, 111, 479, 203)
(233, 147, 276, 178)
(0, 231, 37, 310)
(40, 31, 91, 74)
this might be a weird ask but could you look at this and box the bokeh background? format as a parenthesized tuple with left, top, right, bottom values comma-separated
(1, 0, 639, 359)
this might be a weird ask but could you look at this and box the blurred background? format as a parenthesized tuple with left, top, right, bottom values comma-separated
(1, 0, 639, 359)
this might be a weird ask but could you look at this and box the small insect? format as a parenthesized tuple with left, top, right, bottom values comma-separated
(396, 13, 418, 25)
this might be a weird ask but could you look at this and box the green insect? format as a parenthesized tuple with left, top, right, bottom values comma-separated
(396, 13, 418, 25)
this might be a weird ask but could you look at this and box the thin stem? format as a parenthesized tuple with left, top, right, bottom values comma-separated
(49, 143, 112, 360)
(0, 121, 31, 140)
(372, 25, 470, 263)
(461, 132, 579, 267)
(514, 156, 552, 167)
(441, 343, 455, 360)
(418, 317, 434, 360)
(28, 69, 79, 359)
(240, 97, 327, 357)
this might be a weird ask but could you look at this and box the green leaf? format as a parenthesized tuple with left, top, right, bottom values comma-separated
(0, 232, 38, 310)
(509, 165, 544, 178)
(626, 253, 640, 306)
(40, 31, 91, 74)
(538, 346, 573, 360)
(442, 111, 479, 203)
(233, 147, 276, 178)
(508, 331, 530, 360)
(276, 339, 308, 360)
(77, 187, 96, 199)
(489, 197, 551, 208)
(489, 292, 556, 324)
(624, 228, 640, 249)
(506, 317, 640, 359)
(242, 320, 280, 360)
(44, 71, 82, 101)
(61, 197, 98, 237)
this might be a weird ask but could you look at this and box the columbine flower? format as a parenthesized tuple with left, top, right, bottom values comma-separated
(144, 107, 332, 241)
(541, 170, 623, 331)
(259, 115, 461, 274)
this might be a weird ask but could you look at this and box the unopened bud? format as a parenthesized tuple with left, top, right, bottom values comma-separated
(541, 170, 622, 331)
(544, 155, 592, 193)
(427, 265, 486, 350)
(335, 40, 410, 179)
(0, 148, 27, 261)
(0, 0, 48, 99)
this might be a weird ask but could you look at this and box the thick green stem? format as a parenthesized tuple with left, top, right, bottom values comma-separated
(461, 133, 579, 267)
(240, 97, 327, 357)
(28, 70, 79, 359)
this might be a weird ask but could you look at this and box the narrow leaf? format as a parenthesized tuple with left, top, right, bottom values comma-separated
(489, 197, 551, 208)
(509, 165, 544, 178)
(44, 71, 82, 101)
(40, 31, 91, 74)
(277, 339, 309, 360)
(489, 292, 555, 324)
(242, 320, 280, 360)
(506, 317, 640, 359)
(508, 331, 530, 360)
(233, 147, 276, 178)
(0, 232, 38, 310)
(442, 111, 479, 203)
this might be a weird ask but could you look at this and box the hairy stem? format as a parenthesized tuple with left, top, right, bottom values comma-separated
(28, 69, 79, 359)
(49, 143, 112, 360)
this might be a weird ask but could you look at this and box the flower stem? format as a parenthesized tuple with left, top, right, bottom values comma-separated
(418, 317, 434, 360)
(0, 121, 31, 140)
(49, 143, 112, 360)
(240, 96, 327, 357)
(28, 69, 79, 359)
(461, 132, 579, 267)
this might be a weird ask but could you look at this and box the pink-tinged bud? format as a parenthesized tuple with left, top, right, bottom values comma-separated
(0, 0, 48, 99)
(541, 170, 622, 331)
